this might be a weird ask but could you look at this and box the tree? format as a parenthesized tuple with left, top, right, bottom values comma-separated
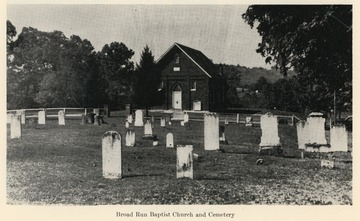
(242, 5, 352, 113)
(134, 45, 163, 116)
(97, 42, 135, 108)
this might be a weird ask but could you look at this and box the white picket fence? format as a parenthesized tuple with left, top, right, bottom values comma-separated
(6, 107, 103, 124)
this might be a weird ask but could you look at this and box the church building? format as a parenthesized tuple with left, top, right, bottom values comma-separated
(156, 43, 226, 111)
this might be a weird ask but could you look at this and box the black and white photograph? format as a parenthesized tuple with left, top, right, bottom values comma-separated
(3, 0, 358, 220)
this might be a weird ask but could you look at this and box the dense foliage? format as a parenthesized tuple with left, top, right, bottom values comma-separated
(242, 5, 352, 114)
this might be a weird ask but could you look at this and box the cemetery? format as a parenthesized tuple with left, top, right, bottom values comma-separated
(6, 109, 352, 205)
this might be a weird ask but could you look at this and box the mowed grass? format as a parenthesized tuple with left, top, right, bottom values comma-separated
(6, 116, 352, 205)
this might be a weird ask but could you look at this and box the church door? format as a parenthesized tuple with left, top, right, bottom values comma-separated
(172, 85, 182, 110)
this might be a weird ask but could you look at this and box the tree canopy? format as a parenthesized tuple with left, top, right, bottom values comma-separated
(242, 5, 352, 113)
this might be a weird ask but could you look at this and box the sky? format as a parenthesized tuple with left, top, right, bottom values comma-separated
(7, 4, 272, 68)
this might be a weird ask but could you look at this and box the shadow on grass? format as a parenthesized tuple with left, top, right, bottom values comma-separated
(196, 176, 229, 181)
(122, 173, 165, 178)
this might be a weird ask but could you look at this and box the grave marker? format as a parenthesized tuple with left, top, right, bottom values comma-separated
(166, 133, 174, 148)
(143, 120, 153, 138)
(17, 110, 26, 125)
(10, 114, 22, 139)
(58, 110, 65, 125)
(306, 112, 327, 145)
(127, 114, 133, 124)
(296, 121, 308, 150)
(102, 131, 122, 179)
(134, 110, 144, 127)
(245, 116, 253, 126)
(125, 130, 135, 147)
(219, 125, 228, 144)
(125, 121, 129, 128)
(160, 118, 166, 127)
(38, 110, 46, 125)
(184, 112, 189, 123)
(176, 145, 193, 179)
(330, 125, 348, 152)
(204, 113, 219, 150)
(259, 113, 281, 150)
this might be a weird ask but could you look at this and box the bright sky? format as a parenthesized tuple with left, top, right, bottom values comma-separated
(7, 4, 271, 68)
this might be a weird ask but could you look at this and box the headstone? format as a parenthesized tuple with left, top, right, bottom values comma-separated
(125, 130, 135, 147)
(125, 121, 129, 128)
(160, 118, 166, 127)
(224, 119, 229, 125)
(38, 110, 46, 125)
(296, 121, 308, 150)
(236, 114, 240, 124)
(259, 113, 281, 148)
(17, 110, 26, 125)
(58, 110, 65, 125)
(127, 114, 133, 124)
(10, 114, 22, 139)
(204, 113, 219, 150)
(143, 120, 153, 138)
(102, 131, 122, 179)
(219, 125, 227, 144)
(330, 125, 348, 152)
(94, 115, 101, 125)
(306, 112, 327, 145)
(176, 145, 193, 179)
(184, 112, 189, 123)
(134, 110, 144, 127)
(180, 121, 185, 126)
(166, 133, 174, 148)
(81, 114, 87, 125)
(245, 116, 253, 126)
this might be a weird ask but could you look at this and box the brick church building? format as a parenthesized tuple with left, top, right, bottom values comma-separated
(156, 43, 226, 111)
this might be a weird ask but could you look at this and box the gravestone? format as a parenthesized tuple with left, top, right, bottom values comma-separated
(58, 110, 65, 125)
(81, 114, 87, 125)
(127, 114, 133, 124)
(17, 110, 26, 125)
(296, 121, 308, 150)
(134, 110, 144, 127)
(180, 121, 185, 126)
(94, 115, 101, 125)
(245, 116, 253, 126)
(93, 108, 100, 116)
(224, 119, 229, 125)
(38, 110, 46, 125)
(143, 120, 153, 138)
(125, 130, 135, 147)
(259, 113, 281, 149)
(204, 113, 219, 150)
(184, 112, 189, 123)
(160, 118, 166, 127)
(10, 114, 22, 139)
(125, 121, 129, 128)
(176, 145, 193, 179)
(102, 131, 122, 179)
(166, 133, 174, 148)
(236, 114, 240, 124)
(219, 125, 228, 144)
(330, 125, 348, 152)
(306, 112, 327, 145)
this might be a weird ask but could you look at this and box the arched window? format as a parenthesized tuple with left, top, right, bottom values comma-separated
(190, 81, 196, 91)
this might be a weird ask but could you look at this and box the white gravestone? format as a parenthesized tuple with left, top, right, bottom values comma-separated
(58, 110, 65, 125)
(176, 145, 193, 179)
(125, 130, 135, 147)
(296, 121, 309, 150)
(306, 113, 327, 145)
(134, 110, 144, 127)
(184, 113, 189, 123)
(236, 114, 240, 124)
(166, 133, 174, 148)
(125, 121, 129, 128)
(38, 110, 46, 125)
(11, 114, 22, 139)
(17, 110, 26, 125)
(102, 131, 122, 179)
(127, 114, 133, 124)
(93, 108, 100, 115)
(204, 113, 219, 150)
(330, 125, 348, 152)
(259, 113, 281, 148)
(160, 118, 166, 127)
(224, 119, 229, 125)
(143, 120, 153, 137)
(245, 116, 253, 126)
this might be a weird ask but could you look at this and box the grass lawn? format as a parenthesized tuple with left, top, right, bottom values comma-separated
(6, 116, 352, 205)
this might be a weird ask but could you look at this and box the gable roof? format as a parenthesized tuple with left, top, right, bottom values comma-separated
(156, 42, 220, 78)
